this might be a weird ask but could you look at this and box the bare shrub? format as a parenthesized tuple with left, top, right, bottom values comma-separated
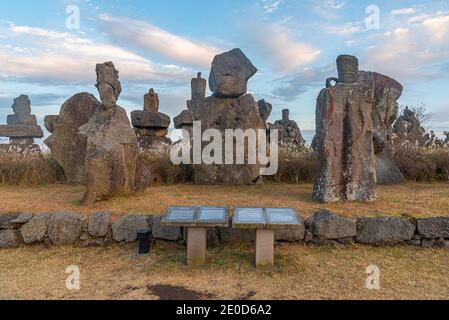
(136, 145, 187, 190)
(431, 149, 449, 181)
(0, 152, 64, 186)
(270, 148, 317, 184)
(394, 144, 449, 182)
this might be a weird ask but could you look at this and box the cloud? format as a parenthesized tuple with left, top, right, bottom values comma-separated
(326, 21, 365, 36)
(314, 0, 345, 10)
(406, 12, 437, 24)
(249, 22, 321, 75)
(98, 14, 222, 69)
(391, 8, 418, 16)
(311, 0, 346, 19)
(272, 64, 335, 101)
(423, 15, 449, 44)
(364, 13, 449, 81)
(0, 24, 191, 85)
(262, 0, 283, 14)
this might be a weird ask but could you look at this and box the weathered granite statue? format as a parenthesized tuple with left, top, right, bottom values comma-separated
(144, 88, 159, 112)
(131, 89, 171, 149)
(175, 73, 206, 134)
(79, 62, 138, 204)
(257, 99, 272, 125)
(269, 109, 306, 150)
(313, 55, 377, 202)
(358, 71, 405, 185)
(191, 72, 207, 100)
(0, 95, 43, 154)
(44, 93, 101, 184)
(187, 49, 266, 184)
(393, 107, 429, 146)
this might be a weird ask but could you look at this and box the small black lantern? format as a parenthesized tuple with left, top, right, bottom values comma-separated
(137, 230, 151, 254)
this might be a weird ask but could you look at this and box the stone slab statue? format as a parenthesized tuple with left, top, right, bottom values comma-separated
(44, 93, 101, 184)
(79, 62, 138, 204)
(313, 55, 377, 202)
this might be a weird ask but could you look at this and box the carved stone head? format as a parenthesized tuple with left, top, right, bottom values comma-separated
(95, 62, 122, 109)
(337, 55, 359, 84)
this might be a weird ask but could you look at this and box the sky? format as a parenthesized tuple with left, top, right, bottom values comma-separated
(0, 0, 448, 143)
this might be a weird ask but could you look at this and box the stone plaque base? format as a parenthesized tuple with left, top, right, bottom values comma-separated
(187, 227, 207, 266)
(255, 229, 274, 268)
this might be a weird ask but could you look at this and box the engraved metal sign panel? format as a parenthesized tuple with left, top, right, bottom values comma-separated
(197, 207, 227, 223)
(266, 208, 299, 225)
(233, 208, 265, 225)
(166, 206, 197, 223)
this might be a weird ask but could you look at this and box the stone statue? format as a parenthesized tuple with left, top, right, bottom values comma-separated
(131, 88, 171, 149)
(79, 62, 138, 204)
(144, 88, 159, 113)
(0, 95, 43, 155)
(44, 93, 101, 184)
(393, 107, 429, 146)
(191, 72, 207, 100)
(314, 55, 377, 202)
(187, 50, 266, 184)
(269, 109, 306, 150)
(358, 71, 405, 185)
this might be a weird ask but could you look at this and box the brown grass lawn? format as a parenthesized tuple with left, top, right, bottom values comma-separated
(0, 243, 448, 300)
(0, 182, 448, 218)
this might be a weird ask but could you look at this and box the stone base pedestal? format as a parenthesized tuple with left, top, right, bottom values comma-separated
(255, 229, 274, 268)
(187, 227, 207, 266)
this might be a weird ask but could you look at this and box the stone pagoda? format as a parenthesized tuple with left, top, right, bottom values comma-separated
(0, 95, 44, 154)
(131, 89, 171, 149)
(269, 109, 306, 150)
(173, 72, 206, 135)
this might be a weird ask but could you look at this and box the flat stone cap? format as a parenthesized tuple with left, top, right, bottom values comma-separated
(174, 110, 194, 129)
(131, 110, 170, 129)
(0, 124, 44, 138)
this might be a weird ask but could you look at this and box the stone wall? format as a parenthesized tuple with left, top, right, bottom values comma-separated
(0, 211, 448, 249)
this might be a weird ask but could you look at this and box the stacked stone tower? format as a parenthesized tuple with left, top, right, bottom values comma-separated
(0, 95, 43, 154)
(131, 88, 171, 148)
(269, 108, 306, 150)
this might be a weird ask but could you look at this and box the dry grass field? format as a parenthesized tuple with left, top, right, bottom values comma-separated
(1, 182, 448, 300)
(0, 242, 448, 300)
(0, 182, 448, 219)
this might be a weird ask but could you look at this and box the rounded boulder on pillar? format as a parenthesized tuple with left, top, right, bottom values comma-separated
(209, 48, 257, 98)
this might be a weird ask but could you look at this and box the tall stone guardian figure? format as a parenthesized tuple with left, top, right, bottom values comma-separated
(79, 62, 138, 204)
(187, 49, 266, 184)
(313, 55, 377, 202)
